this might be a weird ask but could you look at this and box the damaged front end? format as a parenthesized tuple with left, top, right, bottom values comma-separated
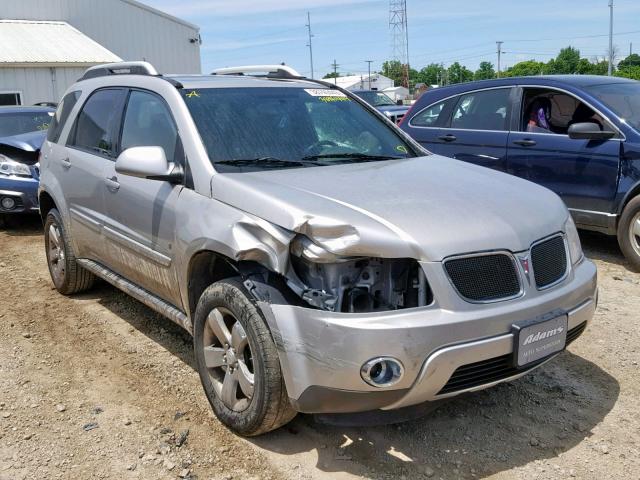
(285, 235, 431, 312)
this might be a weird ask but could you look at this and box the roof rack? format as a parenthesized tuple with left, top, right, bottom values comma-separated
(80, 61, 159, 81)
(211, 64, 303, 79)
(78, 61, 183, 88)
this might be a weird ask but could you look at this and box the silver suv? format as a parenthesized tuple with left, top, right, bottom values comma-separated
(39, 62, 597, 436)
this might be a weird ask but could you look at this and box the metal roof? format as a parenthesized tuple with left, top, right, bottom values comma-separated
(0, 20, 122, 66)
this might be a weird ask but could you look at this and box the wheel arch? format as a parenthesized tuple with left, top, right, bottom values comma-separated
(38, 189, 57, 223)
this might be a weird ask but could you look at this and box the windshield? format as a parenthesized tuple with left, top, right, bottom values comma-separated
(354, 91, 396, 107)
(585, 82, 640, 131)
(0, 111, 53, 137)
(182, 87, 413, 172)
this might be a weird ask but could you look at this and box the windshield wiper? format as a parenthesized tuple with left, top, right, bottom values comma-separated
(216, 157, 321, 168)
(301, 153, 405, 162)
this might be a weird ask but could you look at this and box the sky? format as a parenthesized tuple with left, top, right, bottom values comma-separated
(145, 0, 640, 78)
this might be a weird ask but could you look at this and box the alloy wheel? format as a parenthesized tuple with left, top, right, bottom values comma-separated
(48, 223, 66, 284)
(203, 307, 255, 411)
(630, 211, 640, 258)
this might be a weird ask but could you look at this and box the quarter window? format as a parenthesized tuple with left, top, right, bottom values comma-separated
(450, 88, 511, 131)
(47, 91, 80, 143)
(70, 89, 125, 156)
(410, 100, 449, 127)
(120, 90, 179, 163)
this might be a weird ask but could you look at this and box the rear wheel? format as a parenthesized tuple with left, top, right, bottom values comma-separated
(193, 278, 296, 436)
(618, 195, 640, 272)
(44, 208, 95, 294)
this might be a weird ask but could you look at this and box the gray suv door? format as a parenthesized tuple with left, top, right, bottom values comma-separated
(102, 89, 183, 305)
(64, 88, 126, 259)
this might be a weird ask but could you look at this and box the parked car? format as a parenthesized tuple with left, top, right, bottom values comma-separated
(39, 62, 596, 436)
(0, 106, 53, 221)
(352, 90, 409, 124)
(399, 75, 640, 270)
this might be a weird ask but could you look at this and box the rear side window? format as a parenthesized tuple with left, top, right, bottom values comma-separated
(120, 90, 179, 163)
(410, 99, 449, 127)
(47, 91, 80, 143)
(69, 89, 125, 156)
(450, 88, 511, 131)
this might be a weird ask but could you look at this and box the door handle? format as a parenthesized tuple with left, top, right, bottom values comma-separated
(513, 139, 537, 147)
(60, 158, 71, 169)
(438, 134, 457, 142)
(104, 176, 120, 192)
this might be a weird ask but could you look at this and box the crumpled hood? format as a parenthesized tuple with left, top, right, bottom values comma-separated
(211, 156, 568, 262)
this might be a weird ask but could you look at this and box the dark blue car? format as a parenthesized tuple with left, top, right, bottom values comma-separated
(0, 106, 53, 222)
(400, 75, 640, 270)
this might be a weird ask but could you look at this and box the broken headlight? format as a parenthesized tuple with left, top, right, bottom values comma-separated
(0, 156, 32, 178)
(289, 235, 431, 312)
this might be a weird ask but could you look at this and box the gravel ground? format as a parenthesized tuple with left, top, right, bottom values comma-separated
(0, 216, 638, 480)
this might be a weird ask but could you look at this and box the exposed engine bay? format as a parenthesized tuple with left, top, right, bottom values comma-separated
(288, 235, 432, 312)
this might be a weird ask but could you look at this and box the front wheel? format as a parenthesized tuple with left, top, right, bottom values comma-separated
(193, 278, 296, 436)
(618, 195, 640, 272)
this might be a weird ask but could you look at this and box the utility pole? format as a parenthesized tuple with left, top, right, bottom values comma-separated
(366, 60, 373, 90)
(608, 0, 614, 76)
(630, 42, 633, 56)
(331, 59, 339, 85)
(496, 41, 503, 78)
(306, 12, 314, 79)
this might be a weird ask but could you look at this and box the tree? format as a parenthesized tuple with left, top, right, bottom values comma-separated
(382, 60, 405, 86)
(474, 61, 495, 80)
(416, 63, 445, 85)
(502, 60, 547, 77)
(615, 65, 640, 80)
(447, 62, 473, 84)
(618, 53, 640, 69)
(322, 72, 341, 79)
(548, 46, 581, 74)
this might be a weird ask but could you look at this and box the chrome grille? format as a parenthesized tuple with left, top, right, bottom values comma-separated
(444, 253, 520, 302)
(531, 235, 567, 288)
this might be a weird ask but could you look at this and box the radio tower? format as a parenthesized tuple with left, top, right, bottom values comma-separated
(389, 0, 409, 88)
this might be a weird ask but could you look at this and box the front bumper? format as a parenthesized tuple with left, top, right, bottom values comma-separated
(0, 176, 39, 214)
(259, 258, 597, 414)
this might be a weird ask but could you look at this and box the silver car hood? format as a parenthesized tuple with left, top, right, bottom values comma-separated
(211, 156, 568, 262)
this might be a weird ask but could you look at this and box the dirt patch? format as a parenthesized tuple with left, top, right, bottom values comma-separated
(0, 217, 638, 480)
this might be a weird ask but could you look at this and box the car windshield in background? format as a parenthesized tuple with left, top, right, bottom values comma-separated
(0, 112, 53, 137)
(354, 91, 396, 107)
(585, 83, 640, 131)
(182, 87, 413, 172)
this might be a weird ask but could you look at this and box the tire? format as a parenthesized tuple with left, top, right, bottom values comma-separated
(193, 278, 296, 436)
(44, 208, 95, 294)
(618, 195, 640, 272)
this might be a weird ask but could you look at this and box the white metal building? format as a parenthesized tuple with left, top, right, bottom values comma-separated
(333, 74, 395, 91)
(0, 20, 122, 106)
(0, 0, 201, 105)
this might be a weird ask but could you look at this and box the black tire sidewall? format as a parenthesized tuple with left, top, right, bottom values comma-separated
(193, 279, 280, 436)
(618, 196, 640, 272)
(44, 208, 71, 291)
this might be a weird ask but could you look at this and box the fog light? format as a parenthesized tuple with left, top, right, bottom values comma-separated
(360, 357, 404, 388)
(1, 197, 16, 210)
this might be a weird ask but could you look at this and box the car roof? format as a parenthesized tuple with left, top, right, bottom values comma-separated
(421, 75, 636, 97)
(0, 105, 55, 114)
(165, 74, 332, 90)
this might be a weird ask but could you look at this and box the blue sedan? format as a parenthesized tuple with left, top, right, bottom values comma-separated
(400, 75, 640, 270)
(0, 106, 53, 221)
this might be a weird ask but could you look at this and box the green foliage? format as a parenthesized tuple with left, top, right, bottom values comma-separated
(382, 60, 405, 86)
(322, 72, 341, 79)
(416, 63, 446, 85)
(502, 60, 547, 77)
(615, 65, 640, 80)
(447, 62, 473, 84)
(618, 54, 640, 69)
(474, 61, 495, 80)
(548, 46, 581, 74)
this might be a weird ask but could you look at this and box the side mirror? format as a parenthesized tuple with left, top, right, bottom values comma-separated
(568, 122, 616, 141)
(115, 146, 183, 183)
